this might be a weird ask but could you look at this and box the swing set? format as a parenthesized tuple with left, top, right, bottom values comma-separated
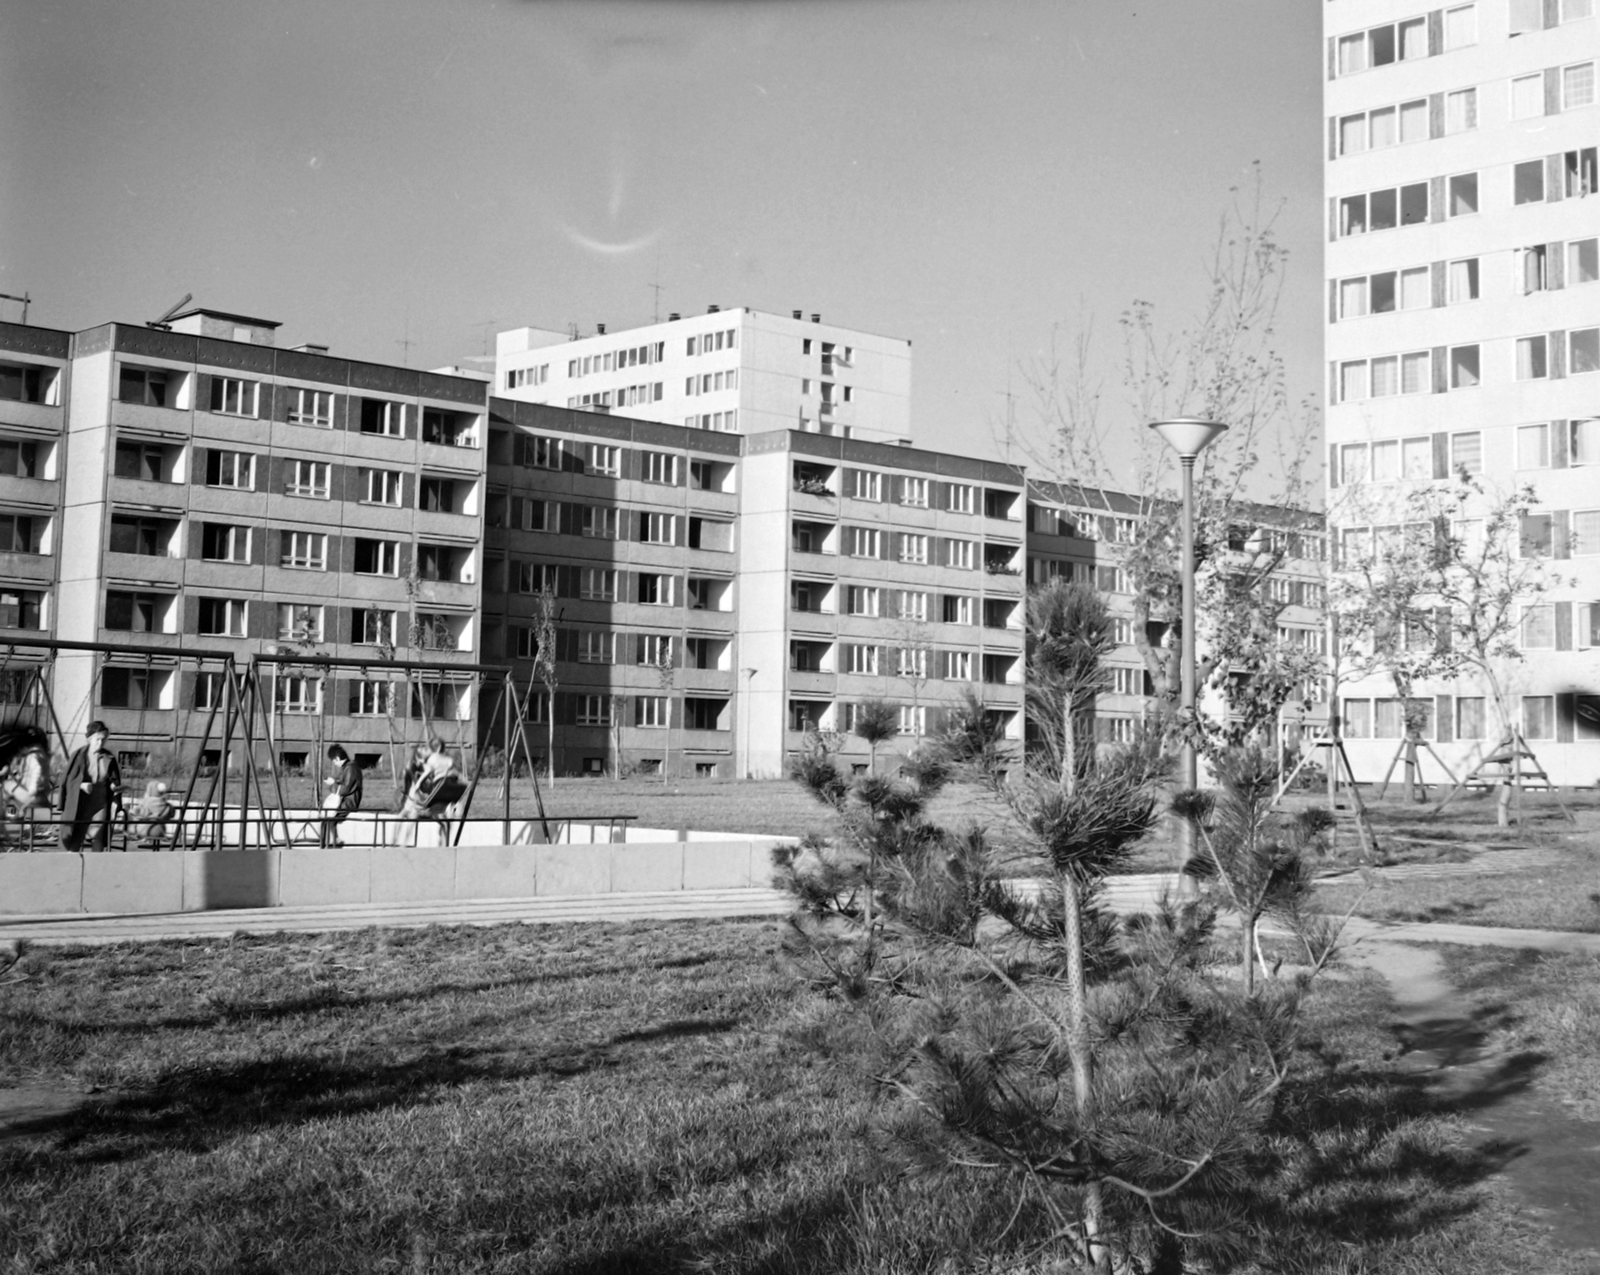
(0, 637, 552, 850)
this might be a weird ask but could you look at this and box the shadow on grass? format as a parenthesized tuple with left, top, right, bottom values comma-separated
(18, 1016, 741, 1164)
(1, 951, 726, 1037)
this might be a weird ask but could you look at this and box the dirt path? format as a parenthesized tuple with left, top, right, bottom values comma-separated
(1352, 941, 1600, 1266)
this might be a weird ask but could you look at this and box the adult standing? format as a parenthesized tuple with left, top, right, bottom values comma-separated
(59, 721, 123, 852)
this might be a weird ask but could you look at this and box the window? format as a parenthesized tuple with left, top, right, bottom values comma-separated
(846, 527, 881, 558)
(944, 538, 976, 570)
(1523, 695, 1555, 740)
(576, 695, 610, 727)
(1456, 697, 1486, 740)
(1449, 172, 1478, 216)
(200, 523, 249, 563)
(579, 631, 615, 664)
(350, 680, 394, 716)
(118, 365, 169, 406)
(942, 650, 972, 681)
(285, 460, 329, 498)
(418, 477, 455, 513)
(637, 573, 676, 606)
(353, 538, 400, 576)
(276, 603, 323, 642)
(1515, 160, 1545, 205)
(1518, 423, 1550, 468)
(1521, 244, 1553, 293)
(898, 590, 929, 622)
(0, 514, 43, 555)
(898, 476, 928, 506)
(355, 609, 396, 645)
(850, 470, 883, 501)
(580, 567, 616, 601)
(1450, 346, 1479, 389)
(942, 594, 974, 625)
(100, 667, 162, 710)
(1447, 258, 1479, 303)
(281, 531, 327, 570)
(586, 444, 621, 477)
(1565, 61, 1596, 109)
(0, 439, 40, 479)
(1517, 335, 1549, 380)
(1522, 604, 1556, 648)
(360, 399, 404, 437)
(198, 597, 246, 637)
(581, 506, 619, 539)
(846, 585, 880, 617)
(0, 589, 42, 630)
(205, 450, 254, 490)
(945, 484, 976, 515)
(1556, 238, 1599, 291)
(208, 377, 258, 417)
(1565, 147, 1598, 196)
(193, 671, 226, 712)
(364, 469, 402, 506)
(415, 544, 459, 582)
(1444, 4, 1477, 47)
(638, 633, 672, 667)
(516, 435, 563, 470)
(844, 643, 880, 675)
(273, 676, 321, 716)
(1575, 509, 1600, 554)
(1572, 329, 1600, 375)
(421, 408, 471, 448)
(1573, 419, 1600, 464)
(642, 452, 679, 485)
(1338, 182, 1429, 236)
(1451, 432, 1482, 474)
(104, 591, 159, 632)
(1343, 699, 1372, 739)
(639, 513, 677, 545)
(1444, 87, 1477, 134)
(1511, 72, 1544, 119)
(288, 388, 333, 427)
(635, 696, 670, 729)
(108, 515, 165, 556)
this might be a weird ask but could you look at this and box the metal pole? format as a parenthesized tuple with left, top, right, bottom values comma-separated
(502, 671, 512, 845)
(1179, 454, 1197, 864)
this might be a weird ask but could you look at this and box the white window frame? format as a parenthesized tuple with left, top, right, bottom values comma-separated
(288, 388, 333, 428)
(578, 631, 616, 665)
(276, 603, 324, 642)
(285, 460, 329, 499)
(280, 530, 327, 570)
(210, 377, 259, 418)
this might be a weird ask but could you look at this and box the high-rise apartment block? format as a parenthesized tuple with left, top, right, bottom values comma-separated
(497, 307, 912, 444)
(1325, 0, 1600, 781)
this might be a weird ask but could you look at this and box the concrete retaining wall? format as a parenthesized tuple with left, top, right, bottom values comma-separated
(0, 839, 782, 917)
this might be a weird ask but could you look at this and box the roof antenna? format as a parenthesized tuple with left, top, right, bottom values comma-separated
(147, 293, 192, 329)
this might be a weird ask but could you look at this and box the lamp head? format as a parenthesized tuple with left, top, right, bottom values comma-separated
(1147, 417, 1228, 460)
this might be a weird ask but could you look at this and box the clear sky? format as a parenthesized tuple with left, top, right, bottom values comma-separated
(0, 0, 1323, 469)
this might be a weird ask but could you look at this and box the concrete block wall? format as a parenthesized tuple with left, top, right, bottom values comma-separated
(0, 837, 785, 917)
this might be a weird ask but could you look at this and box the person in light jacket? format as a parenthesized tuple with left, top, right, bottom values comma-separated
(59, 721, 123, 852)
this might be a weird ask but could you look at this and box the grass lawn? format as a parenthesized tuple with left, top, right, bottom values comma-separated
(0, 919, 1591, 1273)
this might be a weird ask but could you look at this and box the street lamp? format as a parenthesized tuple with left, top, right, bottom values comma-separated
(740, 667, 757, 779)
(1147, 417, 1229, 864)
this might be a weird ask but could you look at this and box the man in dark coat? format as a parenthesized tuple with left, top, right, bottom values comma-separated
(321, 745, 363, 847)
(59, 721, 122, 852)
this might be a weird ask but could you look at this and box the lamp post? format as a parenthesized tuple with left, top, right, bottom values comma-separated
(1146, 417, 1229, 864)
(740, 667, 757, 779)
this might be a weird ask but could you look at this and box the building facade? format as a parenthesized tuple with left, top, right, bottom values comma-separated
(496, 307, 913, 445)
(1325, 0, 1600, 782)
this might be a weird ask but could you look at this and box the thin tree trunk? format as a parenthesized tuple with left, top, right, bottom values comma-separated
(1060, 867, 1106, 1272)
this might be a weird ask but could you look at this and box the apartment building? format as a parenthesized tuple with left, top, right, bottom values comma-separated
(496, 307, 912, 444)
(1325, 0, 1600, 783)
(2, 308, 490, 770)
(482, 401, 1027, 777)
(1026, 484, 1330, 746)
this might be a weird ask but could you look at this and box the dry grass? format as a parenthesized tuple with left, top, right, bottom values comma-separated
(0, 919, 1589, 1272)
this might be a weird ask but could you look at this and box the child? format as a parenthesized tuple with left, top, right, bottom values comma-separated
(134, 780, 174, 849)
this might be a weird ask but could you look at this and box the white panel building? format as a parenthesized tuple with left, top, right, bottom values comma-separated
(1324, 0, 1600, 783)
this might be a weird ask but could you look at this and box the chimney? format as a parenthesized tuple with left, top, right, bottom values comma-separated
(293, 342, 329, 355)
(811, 313, 821, 324)
(708, 304, 720, 314)
(792, 310, 802, 320)
(597, 323, 606, 335)
(668, 312, 680, 321)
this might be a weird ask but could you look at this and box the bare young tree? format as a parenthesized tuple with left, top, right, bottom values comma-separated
(1021, 169, 1325, 752)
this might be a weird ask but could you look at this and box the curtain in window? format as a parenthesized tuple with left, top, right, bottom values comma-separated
(1340, 278, 1368, 318)
(1370, 357, 1399, 397)
(1401, 352, 1429, 394)
(1340, 115, 1367, 155)
(1523, 696, 1555, 740)
(1399, 98, 1428, 141)
(1340, 363, 1368, 403)
(1448, 258, 1478, 303)
(1402, 437, 1432, 478)
(1573, 419, 1600, 465)
(1452, 432, 1482, 472)
(1338, 33, 1367, 75)
(1517, 336, 1549, 380)
(1368, 106, 1396, 148)
(1511, 75, 1543, 119)
(1443, 4, 1477, 48)
(1445, 89, 1477, 133)
(1570, 328, 1600, 374)
(1572, 509, 1600, 553)
(1371, 439, 1400, 478)
(1570, 239, 1600, 284)
(1340, 443, 1369, 484)
(1564, 63, 1595, 109)
(1399, 268, 1430, 310)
